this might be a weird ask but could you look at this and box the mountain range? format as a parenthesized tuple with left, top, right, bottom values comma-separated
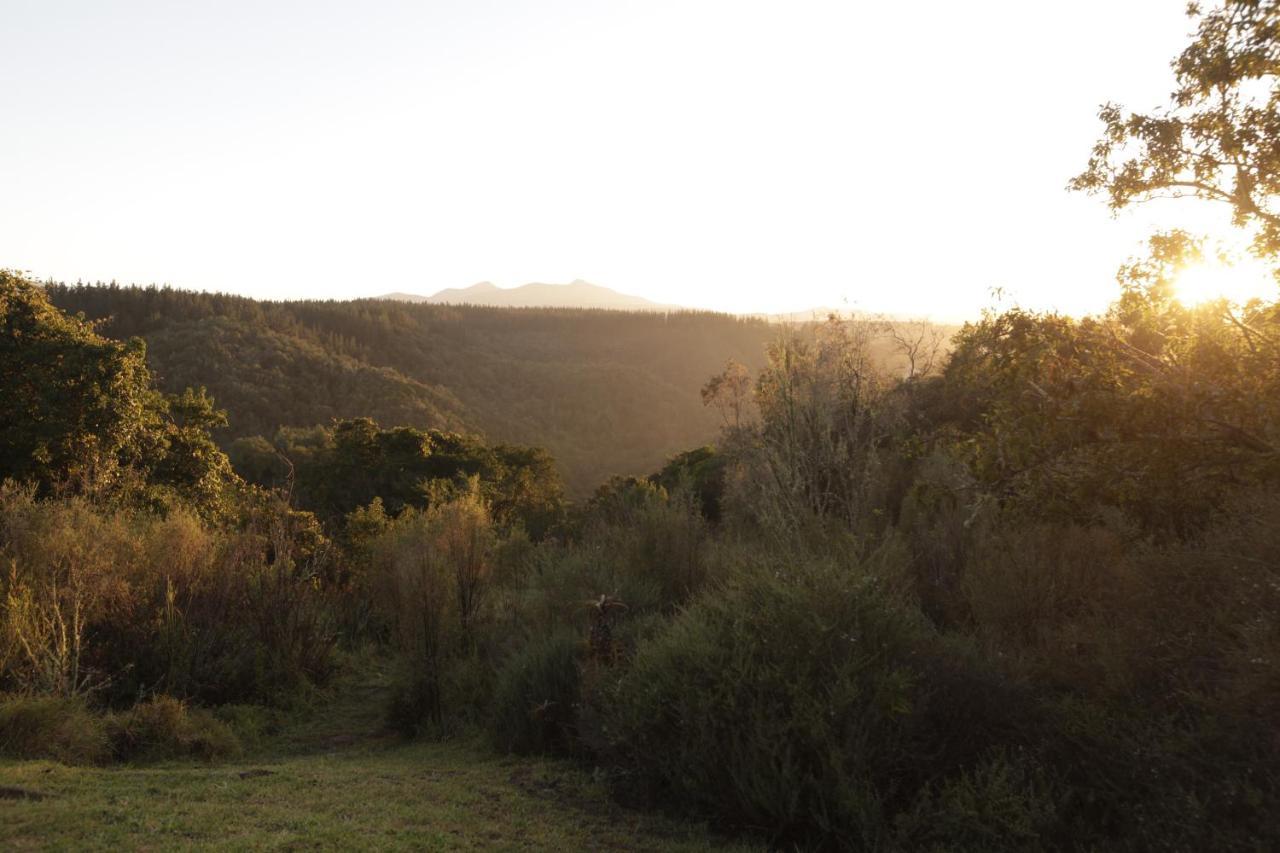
(381, 280, 676, 311)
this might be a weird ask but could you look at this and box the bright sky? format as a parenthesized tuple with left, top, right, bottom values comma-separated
(0, 1, 1232, 319)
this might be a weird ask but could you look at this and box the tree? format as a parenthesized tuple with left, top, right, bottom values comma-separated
(735, 317, 896, 532)
(1022, 1, 1280, 533)
(701, 359, 752, 429)
(931, 236, 1280, 536)
(1, 270, 160, 493)
(1072, 0, 1280, 266)
(246, 417, 565, 537)
(886, 318, 947, 380)
(0, 270, 240, 517)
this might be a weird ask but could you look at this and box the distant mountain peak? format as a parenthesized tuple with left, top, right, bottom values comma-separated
(377, 280, 678, 312)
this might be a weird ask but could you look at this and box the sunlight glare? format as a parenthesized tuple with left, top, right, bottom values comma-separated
(1173, 257, 1275, 306)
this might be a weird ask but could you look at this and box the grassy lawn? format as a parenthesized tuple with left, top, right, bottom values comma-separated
(0, 658, 757, 851)
(0, 741, 753, 851)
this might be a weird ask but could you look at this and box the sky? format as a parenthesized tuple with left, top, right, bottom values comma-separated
(0, 1, 1237, 319)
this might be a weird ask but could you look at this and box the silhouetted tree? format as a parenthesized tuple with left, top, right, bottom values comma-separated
(1072, 0, 1280, 264)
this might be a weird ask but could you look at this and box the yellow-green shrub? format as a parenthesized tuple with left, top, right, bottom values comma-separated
(0, 486, 335, 706)
(366, 486, 495, 732)
(0, 694, 109, 764)
(106, 695, 241, 762)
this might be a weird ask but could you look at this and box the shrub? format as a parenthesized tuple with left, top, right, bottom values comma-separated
(607, 488, 711, 610)
(960, 521, 1133, 682)
(367, 487, 496, 733)
(488, 629, 581, 755)
(212, 703, 283, 751)
(0, 694, 109, 764)
(601, 546, 1027, 848)
(0, 487, 336, 706)
(385, 665, 439, 738)
(892, 751, 1058, 852)
(945, 498, 1280, 849)
(106, 695, 241, 762)
(0, 484, 140, 696)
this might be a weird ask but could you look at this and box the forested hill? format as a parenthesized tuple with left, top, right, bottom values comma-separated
(46, 283, 775, 494)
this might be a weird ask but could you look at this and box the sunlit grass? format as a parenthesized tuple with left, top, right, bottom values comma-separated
(0, 740, 755, 852)
(0, 653, 758, 851)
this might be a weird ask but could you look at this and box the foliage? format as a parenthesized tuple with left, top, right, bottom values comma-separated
(1072, 0, 1280, 262)
(891, 752, 1058, 852)
(0, 271, 158, 496)
(600, 547, 1027, 849)
(650, 445, 728, 523)
(105, 695, 241, 762)
(366, 487, 497, 732)
(0, 694, 109, 764)
(930, 236, 1280, 534)
(726, 318, 900, 536)
(488, 629, 581, 755)
(0, 271, 241, 518)
(0, 486, 335, 706)
(580, 482, 711, 612)
(232, 417, 565, 538)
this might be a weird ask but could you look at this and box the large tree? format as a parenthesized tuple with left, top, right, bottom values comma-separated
(0, 270, 239, 516)
(934, 2, 1280, 534)
(1072, 0, 1280, 265)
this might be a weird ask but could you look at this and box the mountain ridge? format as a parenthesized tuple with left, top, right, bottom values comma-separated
(379, 280, 678, 311)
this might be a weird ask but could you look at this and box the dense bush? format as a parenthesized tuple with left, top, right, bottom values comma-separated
(579, 478, 712, 611)
(0, 485, 336, 706)
(106, 695, 242, 762)
(598, 546, 1031, 849)
(0, 694, 110, 764)
(231, 417, 567, 538)
(488, 629, 581, 755)
(366, 485, 497, 732)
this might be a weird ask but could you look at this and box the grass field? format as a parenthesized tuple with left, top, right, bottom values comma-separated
(0, 657, 756, 851)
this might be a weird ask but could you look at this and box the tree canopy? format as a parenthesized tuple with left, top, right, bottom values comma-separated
(1073, 0, 1280, 264)
(0, 271, 239, 516)
(230, 418, 566, 539)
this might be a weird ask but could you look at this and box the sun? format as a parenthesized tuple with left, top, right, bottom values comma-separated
(1173, 257, 1276, 306)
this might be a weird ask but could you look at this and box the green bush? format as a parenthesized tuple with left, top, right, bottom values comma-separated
(488, 629, 581, 755)
(945, 501, 1280, 850)
(384, 665, 442, 738)
(579, 480, 712, 612)
(0, 694, 109, 764)
(106, 695, 242, 762)
(892, 751, 1058, 852)
(601, 547, 1028, 848)
(212, 703, 284, 751)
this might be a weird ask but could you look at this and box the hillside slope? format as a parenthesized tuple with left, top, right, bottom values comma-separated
(47, 284, 774, 494)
